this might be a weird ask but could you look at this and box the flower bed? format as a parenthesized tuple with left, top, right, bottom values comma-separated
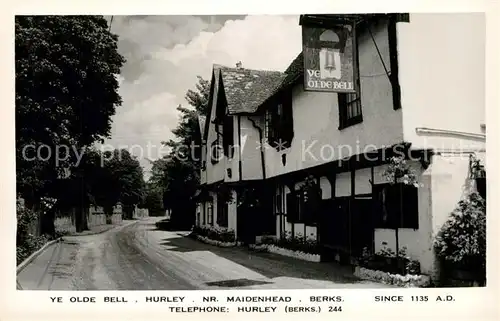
(265, 244, 321, 262)
(355, 244, 430, 287)
(253, 233, 321, 263)
(195, 234, 238, 248)
(192, 225, 238, 247)
(354, 266, 431, 287)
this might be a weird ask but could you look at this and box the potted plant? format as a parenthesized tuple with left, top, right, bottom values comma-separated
(434, 192, 486, 286)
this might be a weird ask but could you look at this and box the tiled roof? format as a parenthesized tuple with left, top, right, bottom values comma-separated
(254, 51, 303, 112)
(280, 51, 303, 89)
(214, 64, 286, 114)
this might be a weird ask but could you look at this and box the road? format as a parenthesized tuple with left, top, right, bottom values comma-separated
(17, 217, 389, 290)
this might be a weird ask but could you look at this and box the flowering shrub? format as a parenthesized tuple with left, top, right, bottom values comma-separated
(257, 231, 321, 262)
(264, 231, 320, 254)
(355, 267, 431, 288)
(434, 192, 486, 275)
(359, 244, 421, 275)
(383, 156, 422, 187)
(215, 184, 235, 204)
(357, 244, 428, 288)
(192, 225, 236, 243)
(16, 201, 52, 265)
(237, 187, 262, 208)
(265, 244, 321, 262)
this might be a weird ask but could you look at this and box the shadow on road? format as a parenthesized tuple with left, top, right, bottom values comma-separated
(146, 219, 192, 233)
(205, 278, 273, 288)
(157, 233, 363, 286)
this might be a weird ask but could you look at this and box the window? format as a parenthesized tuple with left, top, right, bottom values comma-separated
(222, 115, 234, 158)
(264, 109, 272, 142)
(373, 183, 419, 229)
(286, 192, 299, 223)
(338, 23, 362, 129)
(264, 104, 282, 145)
(207, 202, 214, 225)
(264, 91, 294, 151)
(285, 186, 322, 225)
(201, 143, 207, 170)
(476, 177, 486, 199)
(216, 196, 228, 227)
(338, 92, 362, 129)
(210, 125, 222, 164)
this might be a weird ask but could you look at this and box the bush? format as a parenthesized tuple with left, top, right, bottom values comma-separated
(16, 202, 52, 265)
(434, 192, 486, 274)
(192, 225, 235, 243)
(359, 245, 421, 275)
(267, 231, 320, 254)
(16, 234, 50, 265)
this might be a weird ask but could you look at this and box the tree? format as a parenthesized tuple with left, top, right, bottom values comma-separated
(15, 16, 125, 233)
(140, 182, 164, 216)
(101, 149, 145, 219)
(149, 76, 210, 227)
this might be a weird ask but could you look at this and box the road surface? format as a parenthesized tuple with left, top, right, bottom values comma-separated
(17, 217, 389, 290)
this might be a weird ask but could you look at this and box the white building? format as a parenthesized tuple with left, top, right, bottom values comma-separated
(195, 13, 485, 279)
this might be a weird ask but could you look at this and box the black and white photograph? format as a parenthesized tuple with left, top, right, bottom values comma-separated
(14, 12, 487, 293)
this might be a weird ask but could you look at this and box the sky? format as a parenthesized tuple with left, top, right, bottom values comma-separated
(104, 15, 303, 178)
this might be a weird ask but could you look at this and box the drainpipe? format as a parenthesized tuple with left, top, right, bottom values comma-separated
(237, 116, 242, 181)
(248, 117, 266, 180)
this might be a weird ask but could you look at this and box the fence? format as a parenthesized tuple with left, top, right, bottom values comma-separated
(54, 205, 123, 233)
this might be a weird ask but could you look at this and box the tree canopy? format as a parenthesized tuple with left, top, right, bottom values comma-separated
(15, 15, 125, 202)
(149, 76, 210, 227)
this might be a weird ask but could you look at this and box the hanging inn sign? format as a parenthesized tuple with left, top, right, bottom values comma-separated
(300, 15, 357, 93)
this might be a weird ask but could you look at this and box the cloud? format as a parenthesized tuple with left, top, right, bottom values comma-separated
(106, 15, 302, 177)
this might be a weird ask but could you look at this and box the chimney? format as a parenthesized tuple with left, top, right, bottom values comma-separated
(236, 61, 243, 69)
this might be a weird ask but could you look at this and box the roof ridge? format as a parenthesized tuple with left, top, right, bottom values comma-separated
(212, 63, 284, 74)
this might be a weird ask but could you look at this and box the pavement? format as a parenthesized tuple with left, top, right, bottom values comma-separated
(17, 217, 390, 290)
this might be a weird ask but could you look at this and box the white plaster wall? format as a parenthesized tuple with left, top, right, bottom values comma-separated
(228, 190, 238, 234)
(336, 172, 351, 197)
(354, 168, 372, 194)
(195, 203, 201, 226)
(305, 226, 317, 240)
(265, 19, 403, 179)
(430, 155, 472, 235)
(428, 154, 475, 278)
(209, 191, 217, 226)
(372, 161, 435, 274)
(397, 13, 486, 151)
(205, 70, 225, 185)
(240, 116, 264, 180)
(319, 176, 332, 199)
(223, 117, 241, 183)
